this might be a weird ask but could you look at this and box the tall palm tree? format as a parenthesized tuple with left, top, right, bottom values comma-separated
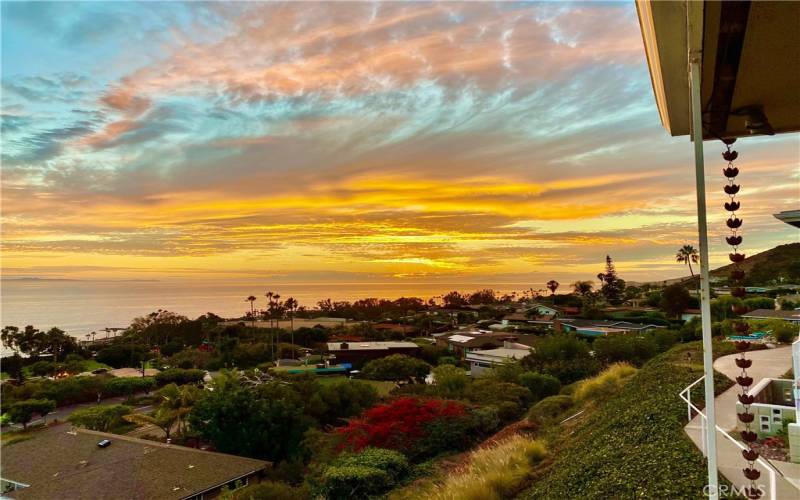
(546, 280, 560, 296)
(284, 297, 299, 359)
(264, 291, 275, 359)
(676, 245, 700, 277)
(245, 296, 257, 328)
(272, 293, 281, 357)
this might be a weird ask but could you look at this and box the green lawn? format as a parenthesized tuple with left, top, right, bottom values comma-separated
(316, 376, 396, 397)
(83, 360, 113, 372)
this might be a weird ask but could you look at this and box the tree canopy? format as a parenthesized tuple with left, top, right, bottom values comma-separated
(362, 355, 431, 382)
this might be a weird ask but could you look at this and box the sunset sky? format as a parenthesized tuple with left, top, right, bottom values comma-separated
(2, 1, 798, 286)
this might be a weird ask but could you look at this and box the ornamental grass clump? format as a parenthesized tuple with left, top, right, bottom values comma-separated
(422, 435, 547, 500)
(573, 362, 637, 404)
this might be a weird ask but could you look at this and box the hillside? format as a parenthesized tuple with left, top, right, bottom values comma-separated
(646, 243, 800, 287)
(519, 342, 735, 499)
(710, 242, 800, 285)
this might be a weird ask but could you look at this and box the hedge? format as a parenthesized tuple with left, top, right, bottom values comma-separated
(155, 368, 205, 386)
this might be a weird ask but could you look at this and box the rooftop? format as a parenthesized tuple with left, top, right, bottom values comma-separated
(326, 341, 419, 351)
(1, 425, 268, 500)
(465, 347, 531, 361)
(560, 319, 663, 330)
(741, 309, 800, 321)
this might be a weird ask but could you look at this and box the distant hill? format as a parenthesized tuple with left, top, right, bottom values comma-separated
(710, 242, 800, 285)
(640, 243, 800, 287)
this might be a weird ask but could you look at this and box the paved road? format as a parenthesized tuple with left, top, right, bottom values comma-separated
(6, 394, 153, 430)
(684, 346, 797, 499)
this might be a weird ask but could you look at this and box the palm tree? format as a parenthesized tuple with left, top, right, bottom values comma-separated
(264, 291, 275, 359)
(245, 296, 257, 328)
(124, 408, 182, 441)
(284, 297, 299, 359)
(124, 383, 199, 440)
(546, 280, 560, 296)
(676, 245, 700, 277)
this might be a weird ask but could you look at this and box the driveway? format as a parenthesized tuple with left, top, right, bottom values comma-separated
(684, 346, 797, 498)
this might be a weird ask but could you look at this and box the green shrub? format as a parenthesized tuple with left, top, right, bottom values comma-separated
(465, 379, 533, 421)
(437, 356, 458, 366)
(772, 323, 796, 344)
(517, 372, 561, 402)
(95, 344, 149, 368)
(68, 404, 131, 431)
(470, 405, 501, 434)
(155, 368, 205, 386)
(319, 465, 393, 500)
(592, 333, 658, 366)
(527, 394, 573, 423)
(29, 361, 60, 377)
(521, 334, 600, 384)
(35, 376, 105, 406)
(336, 447, 409, 479)
(103, 377, 156, 397)
(573, 363, 637, 403)
(225, 481, 301, 500)
(362, 354, 431, 381)
(431, 364, 469, 398)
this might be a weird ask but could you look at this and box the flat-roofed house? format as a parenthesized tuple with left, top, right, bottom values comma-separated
(0, 425, 269, 499)
(325, 341, 420, 368)
(465, 344, 532, 376)
(436, 331, 538, 358)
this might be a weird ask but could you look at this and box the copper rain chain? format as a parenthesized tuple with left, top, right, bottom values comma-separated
(723, 139, 762, 499)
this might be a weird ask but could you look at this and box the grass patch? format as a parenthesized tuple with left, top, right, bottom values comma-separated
(390, 435, 547, 500)
(316, 376, 396, 397)
(82, 360, 112, 372)
(520, 341, 735, 499)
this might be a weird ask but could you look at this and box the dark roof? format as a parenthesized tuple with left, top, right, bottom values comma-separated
(559, 319, 662, 330)
(741, 309, 800, 321)
(1, 425, 268, 500)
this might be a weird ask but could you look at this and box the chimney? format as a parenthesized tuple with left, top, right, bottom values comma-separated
(553, 319, 563, 334)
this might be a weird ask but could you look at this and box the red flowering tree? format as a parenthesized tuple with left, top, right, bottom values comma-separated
(336, 397, 469, 457)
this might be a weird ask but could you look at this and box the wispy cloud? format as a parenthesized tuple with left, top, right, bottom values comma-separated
(1, 1, 797, 283)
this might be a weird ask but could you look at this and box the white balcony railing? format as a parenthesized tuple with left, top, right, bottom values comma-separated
(679, 376, 777, 500)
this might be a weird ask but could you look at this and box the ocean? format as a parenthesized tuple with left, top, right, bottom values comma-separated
(1, 279, 540, 343)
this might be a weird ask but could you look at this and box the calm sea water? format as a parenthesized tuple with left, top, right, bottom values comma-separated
(1, 279, 539, 342)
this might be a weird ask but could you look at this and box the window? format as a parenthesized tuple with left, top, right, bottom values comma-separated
(760, 415, 770, 432)
(773, 409, 783, 423)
